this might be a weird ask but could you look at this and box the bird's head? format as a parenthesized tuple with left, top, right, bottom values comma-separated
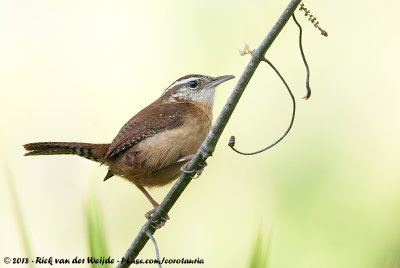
(162, 74, 235, 105)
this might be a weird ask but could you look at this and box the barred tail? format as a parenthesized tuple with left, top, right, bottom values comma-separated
(23, 142, 110, 163)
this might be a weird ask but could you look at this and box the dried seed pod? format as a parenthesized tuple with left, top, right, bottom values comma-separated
(298, 1, 328, 37)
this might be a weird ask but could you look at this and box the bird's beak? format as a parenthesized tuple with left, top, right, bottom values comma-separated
(209, 75, 235, 88)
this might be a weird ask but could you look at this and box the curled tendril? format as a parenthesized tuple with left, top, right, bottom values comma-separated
(292, 13, 311, 100)
(228, 13, 314, 155)
(228, 58, 296, 155)
(146, 231, 162, 268)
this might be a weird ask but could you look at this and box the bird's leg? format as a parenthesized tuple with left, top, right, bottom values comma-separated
(136, 184, 169, 228)
(178, 154, 207, 179)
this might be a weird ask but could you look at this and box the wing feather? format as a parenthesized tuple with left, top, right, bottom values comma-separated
(102, 101, 190, 163)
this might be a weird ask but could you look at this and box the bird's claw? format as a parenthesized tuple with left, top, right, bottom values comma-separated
(180, 162, 207, 179)
(180, 164, 195, 175)
(145, 208, 169, 229)
(145, 208, 156, 221)
(161, 214, 170, 221)
(192, 162, 207, 178)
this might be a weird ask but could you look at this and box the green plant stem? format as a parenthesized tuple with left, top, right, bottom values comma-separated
(2, 161, 35, 268)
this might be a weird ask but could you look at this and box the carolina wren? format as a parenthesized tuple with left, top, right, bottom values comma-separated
(24, 74, 234, 218)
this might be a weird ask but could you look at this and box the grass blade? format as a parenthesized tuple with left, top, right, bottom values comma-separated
(2, 160, 35, 268)
(249, 228, 271, 268)
(85, 188, 110, 268)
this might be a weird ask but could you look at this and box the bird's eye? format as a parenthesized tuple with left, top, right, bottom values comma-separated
(188, 81, 198, 89)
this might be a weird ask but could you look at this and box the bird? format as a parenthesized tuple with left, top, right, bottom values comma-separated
(24, 74, 235, 222)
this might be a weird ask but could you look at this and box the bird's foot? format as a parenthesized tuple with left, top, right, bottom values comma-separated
(180, 161, 207, 179)
(180, 162, 195, 174)
(194, 161, 207, 178)
(145, 208, 170, 229)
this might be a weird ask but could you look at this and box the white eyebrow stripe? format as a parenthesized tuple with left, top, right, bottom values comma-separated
(166, 78, 197, 90)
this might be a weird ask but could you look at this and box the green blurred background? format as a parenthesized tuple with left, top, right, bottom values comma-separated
(1, 0, 400, 267)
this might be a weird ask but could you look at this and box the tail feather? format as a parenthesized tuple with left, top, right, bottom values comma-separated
(23, 142, 110, 163)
